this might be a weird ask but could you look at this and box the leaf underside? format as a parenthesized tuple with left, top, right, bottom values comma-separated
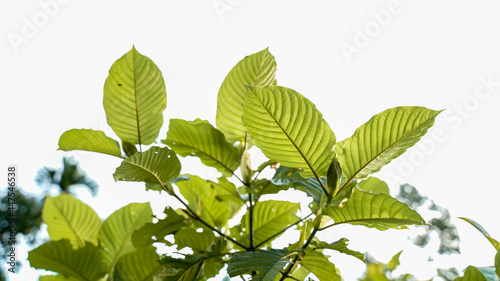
(58, 129, 122, 157)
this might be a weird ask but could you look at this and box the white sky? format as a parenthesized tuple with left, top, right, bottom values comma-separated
(2, 0, 500, 280)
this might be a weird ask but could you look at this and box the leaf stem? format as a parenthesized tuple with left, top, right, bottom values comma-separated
(169, 192, 250, 251)
(278, 226, 320, 281)
(249, 192, 255, 251)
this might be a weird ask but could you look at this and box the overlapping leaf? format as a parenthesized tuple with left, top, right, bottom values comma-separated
(114, 246, 161, 281)
(232, 200, 299, 248)
(227, 249, 289, 281)
(42, 194, 102, 248)
(103, 46, 166, 145)
(174, 227, 216, 253)
(337, 106, 442, 189)
(58, 129, 122, 157)
(39, 275, 80, 281)
(242, 85, 336, 179)
(99, 202, 153, 274)
(28, 240, 107, 281)
(298, 251, 340, 281)
(175, 175, 243, 228)
(496, 250, 500, 278)
(163, 119, 240, 177)
(357, 177, 390, 194)
(132, 207, 190, 247)
(113, 147, 181, 193)
(310, 238, 365, 262)
(323, 189, 425, 230)
(216, 48, 277, 143)
(157, 257, 204, 281)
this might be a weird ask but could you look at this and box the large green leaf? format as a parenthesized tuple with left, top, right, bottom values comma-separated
(298, 251, 341, 281)
(58, 129, 122, 157)
(455, 266, 487, 281)
(242, 85, 336, 179)
(28, 240, 107, 281)
(99, 202, 153, 275)
(113, 147, 181, 193)
(323, 189, 425, 230)
(216, 48, 277, 143)
(132, 207, 190, 247)
(163, 119, 240, 177)
(114, 246, 161, 281)
(175, 175, 243, 228)
(459, 217, 500, 250)
(232, 200, 300, 248)
(42, 194, 102, 248)
(337, 106, 441, 190)
(227, 249, 289, 280)
(103, 46, 166, 145)
(310, 238, 365, 262)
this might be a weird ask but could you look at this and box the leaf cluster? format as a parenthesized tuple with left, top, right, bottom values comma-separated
(29, 47, 445, 280)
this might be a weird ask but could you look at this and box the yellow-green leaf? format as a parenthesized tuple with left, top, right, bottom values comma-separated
(103, 46, 166, 145)
(163, 119, 240, 177)
(58, 129, 122, 157)
(42, 194, 101, 248)
(337, 106, 441, 191)
(323, 189, 425, 230)
(242, 85, 335, 179)
(114, 246, 161, 281)
(216, 48, 277, 143)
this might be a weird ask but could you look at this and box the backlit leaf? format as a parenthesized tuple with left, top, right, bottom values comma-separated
(114, 246, 161, 281)
(163, 119, 240, 177)
(242, 85, 335, 179)
(42, 194, 101, 248)
(103, 46, 166, 145)
(58, 129, 122, 157)
(28, 240, 106, 281)
(323, 189, 425, 230)
(216, 48, 277, 143)
(337, 106, 441, 191)
(227, 249, 289, 281)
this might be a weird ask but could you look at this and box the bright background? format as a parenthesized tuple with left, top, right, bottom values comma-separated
(2, 0, 500, 280)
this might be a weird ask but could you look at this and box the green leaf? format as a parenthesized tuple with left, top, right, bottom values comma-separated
(113, 147, 181, 193)
(455, 266, 487, 281)
(28, 240, 107, 281)
(132, 207, 190, 247)
(387, 250, 403, 271)
(103, 46, 166, 145)
(227, 249, 289, 280)
(475, 267, 499, 281)
(323, 189, 425, 230)
(496, 250, 500, 278)
(242, 85, 336, 179)
(310, 238, 365, 262)
(459, 217, 500, 250)
(327, 156, 342, 196)
(216, 48, 277, 143)
(114, 246, 161, 281)
(299, 251, 340, 281)
(42, 194, 102, 248)
(174, 227, 215, 253)
(357, 177, 390, 194)
(99, 202, 153, 274)
(157, 257, 204, 281)
(232, 200, 299, 248)
(163, 119, 240, 177)
(175, 175, 244, 228)
(122, 141, 138, 157)
(58, 129, 122, 157)
(337, 106, 441, 189)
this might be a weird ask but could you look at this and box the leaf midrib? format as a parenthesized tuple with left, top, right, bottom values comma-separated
(51, 199, 86, 248)
(339, 111, 438, 193)
(249, 88, 322, 184)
